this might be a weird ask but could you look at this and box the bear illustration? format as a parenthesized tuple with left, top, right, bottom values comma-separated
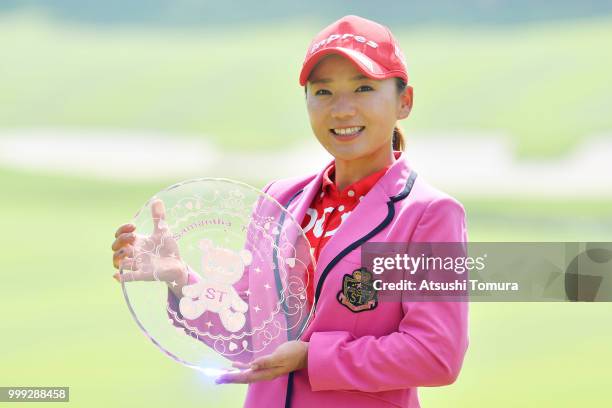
(179, 239, 252, 332)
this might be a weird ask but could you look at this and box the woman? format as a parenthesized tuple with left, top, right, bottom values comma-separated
(112, 15, 468, 408)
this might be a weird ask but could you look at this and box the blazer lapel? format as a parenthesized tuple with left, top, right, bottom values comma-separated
(284, 161, 330, 228)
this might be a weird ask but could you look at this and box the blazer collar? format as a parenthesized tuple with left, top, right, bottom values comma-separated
(286, 151, 412, 214)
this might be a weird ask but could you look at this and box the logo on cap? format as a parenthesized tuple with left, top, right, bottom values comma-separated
(310, 33, 379, 54)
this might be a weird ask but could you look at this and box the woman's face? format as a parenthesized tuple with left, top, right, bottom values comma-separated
(306, 54, 412, 162)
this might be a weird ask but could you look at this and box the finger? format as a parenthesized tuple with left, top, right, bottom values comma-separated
(151, 199, 167, 234)
(215, 369, 251, 384)
(112, 271, 142, 283)
(113, 246, 135, 269)
(111, 232, 135, 251)
(119, 256, 142, 271)
(231, 361, 251, 370)
(216, 368, 283, 384)
(120, 260, 157, 281)
(112, 252, 122, 269)
(249, 354, 281, 371)
(116, 268, 147, 283)
(114, 223, 136, 238)
(114, 271, 134, 283)
(216, 368, 261, 384)
(120, 245, 135, 258)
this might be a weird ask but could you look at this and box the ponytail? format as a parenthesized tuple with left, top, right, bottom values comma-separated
(392, 125, 405, 151)
(393, 77, 408, 151)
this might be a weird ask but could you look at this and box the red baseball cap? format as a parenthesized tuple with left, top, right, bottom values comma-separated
(299, 15, 408, 86)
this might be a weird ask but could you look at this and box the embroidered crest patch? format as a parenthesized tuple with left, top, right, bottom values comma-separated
(337, 267, 378, 312)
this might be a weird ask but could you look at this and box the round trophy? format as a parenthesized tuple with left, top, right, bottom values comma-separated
(119, 178, 315, 375)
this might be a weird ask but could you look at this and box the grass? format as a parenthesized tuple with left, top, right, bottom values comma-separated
(1, 13, 612, 156)
(1, 165, 611, 407)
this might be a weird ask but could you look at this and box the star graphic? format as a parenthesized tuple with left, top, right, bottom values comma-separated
(206, 321, 213, 328)
(255, 267, 261, 273)
(244, 289, 251, 296)
(254, 305, 261, 312)
(170, 280, 178, 287)
(264, 283, 271, 290)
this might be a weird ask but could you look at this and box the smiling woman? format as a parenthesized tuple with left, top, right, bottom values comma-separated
(218, 15, 468, 408)
(111, 14, 469, 408)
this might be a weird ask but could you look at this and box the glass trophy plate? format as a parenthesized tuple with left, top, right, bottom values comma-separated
(119, 178, 315, 375)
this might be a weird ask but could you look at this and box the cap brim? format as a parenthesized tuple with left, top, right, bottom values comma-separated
(299, 47, 390, 86)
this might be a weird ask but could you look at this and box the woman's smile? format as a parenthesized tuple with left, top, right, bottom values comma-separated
(330, 126, 365, 141)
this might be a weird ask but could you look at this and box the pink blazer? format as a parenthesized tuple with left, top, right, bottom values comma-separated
(243, 151, 469, 408)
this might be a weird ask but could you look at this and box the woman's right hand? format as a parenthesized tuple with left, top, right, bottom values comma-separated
(111, 199, 188, 292)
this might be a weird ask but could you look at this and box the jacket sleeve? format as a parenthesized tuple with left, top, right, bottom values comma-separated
(308, 197, 469, 392)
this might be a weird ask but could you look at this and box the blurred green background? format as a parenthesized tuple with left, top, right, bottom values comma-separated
(1, 1, 611, 407)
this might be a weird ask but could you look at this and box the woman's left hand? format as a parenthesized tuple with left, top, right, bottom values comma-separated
(215, 341, 309, 384)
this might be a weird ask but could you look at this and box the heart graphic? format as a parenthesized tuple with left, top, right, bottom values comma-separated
(286, 258, 296, 267)
(229, 342, 238, 352)
(242, 340, 248, 349)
